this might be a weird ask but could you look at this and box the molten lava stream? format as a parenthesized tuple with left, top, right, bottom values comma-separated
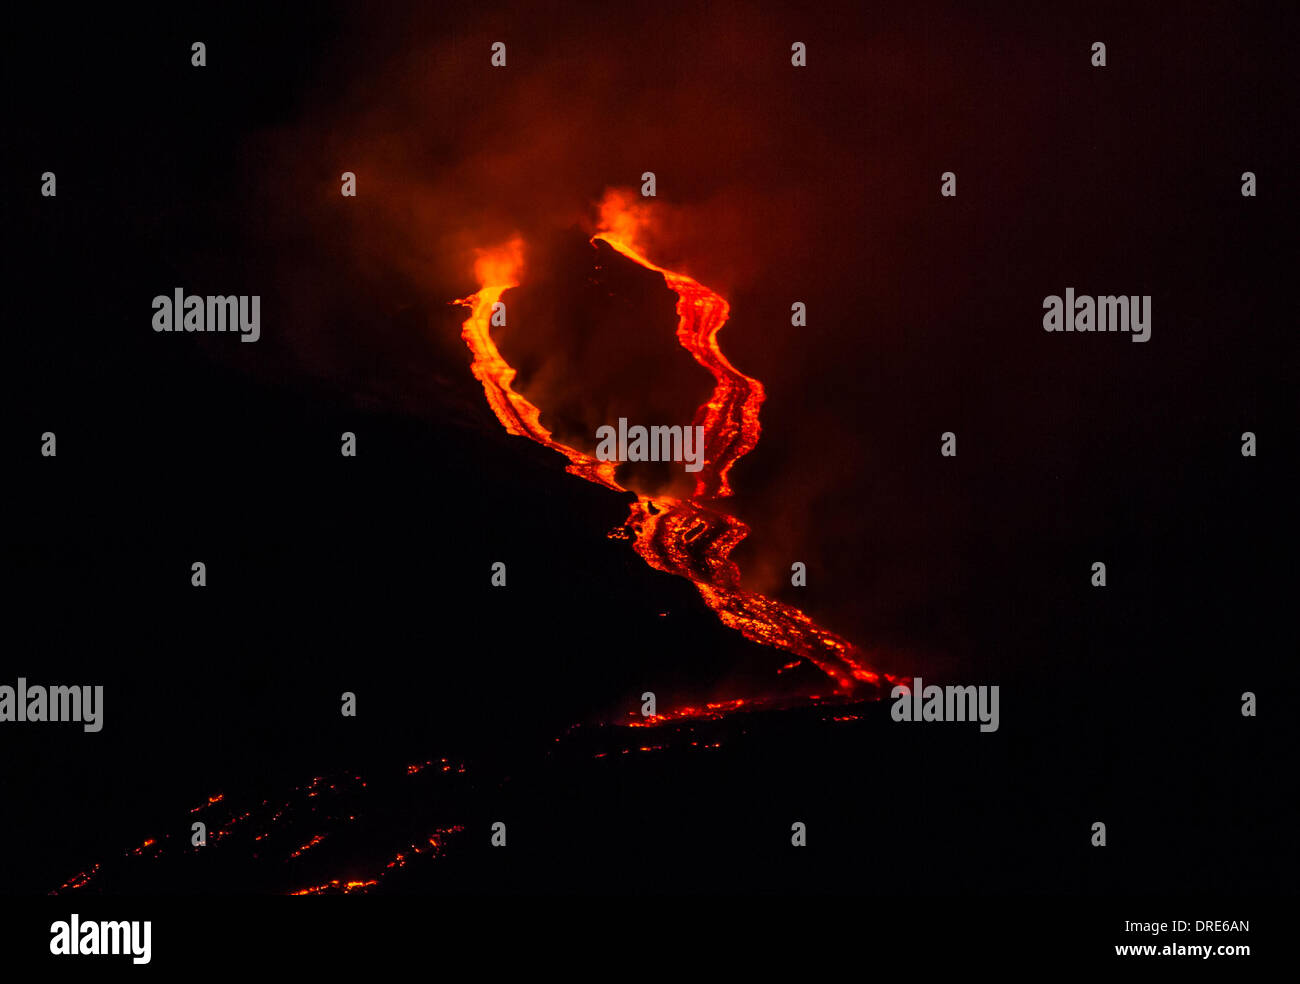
(455, 197, 898, 712)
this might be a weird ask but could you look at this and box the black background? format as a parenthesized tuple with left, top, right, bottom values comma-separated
(3, 0, 1295, 915)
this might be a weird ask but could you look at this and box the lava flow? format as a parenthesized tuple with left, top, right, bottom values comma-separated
(456, 191, 897, 700)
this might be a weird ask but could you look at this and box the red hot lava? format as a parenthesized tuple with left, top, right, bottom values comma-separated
(456, 191, 900, 711)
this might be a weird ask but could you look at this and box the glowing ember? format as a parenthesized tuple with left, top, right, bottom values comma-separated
(190, 793, 224, 812)
(50, 864, 100, 894)
(287, 834, 327, 859)
(52, 764, 468, 897)
(289, 879, 378, 896)
(626, 697, 754, 727)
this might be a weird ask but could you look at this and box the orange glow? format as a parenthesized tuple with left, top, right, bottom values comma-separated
(289, 879, 378, 896)
(50, 864, 100, 894)
(595, 188, 655, 257)
(53, 771, 387, 896)
(455, 196, 901, 709)
(287, 834, 327, 859)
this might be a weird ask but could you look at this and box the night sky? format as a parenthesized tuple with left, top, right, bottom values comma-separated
(4, 0, 1294, 953)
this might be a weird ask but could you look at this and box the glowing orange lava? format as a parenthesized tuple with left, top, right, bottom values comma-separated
(455, 191, 898, 700)
(456, 237, 622, 492)
(289, 879, 377, 896)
